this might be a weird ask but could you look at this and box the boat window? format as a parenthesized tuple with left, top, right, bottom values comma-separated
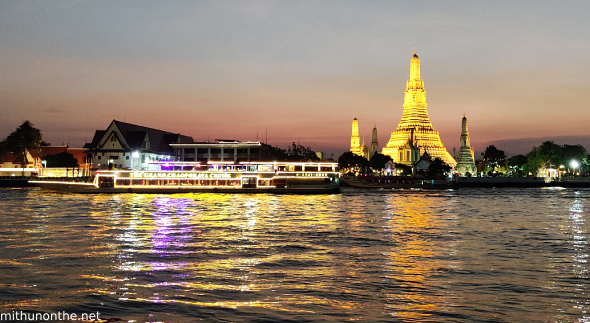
(305, 166, 318, 172)
(258, 165, 271, 172)
(117, 179, 130, 186)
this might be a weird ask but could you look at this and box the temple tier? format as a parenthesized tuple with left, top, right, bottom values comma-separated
(382, 49, 456, 167)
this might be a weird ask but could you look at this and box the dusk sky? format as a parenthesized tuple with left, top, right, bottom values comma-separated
(1, 1, 589, 158)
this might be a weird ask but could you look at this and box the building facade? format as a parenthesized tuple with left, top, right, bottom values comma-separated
(85, 120, 194, 170)
(382, 48, 456, 167)
(171, 141, 273, 163)
(455, 116, 477, 176)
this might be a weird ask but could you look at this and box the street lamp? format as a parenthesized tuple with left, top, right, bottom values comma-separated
(571, 160, 579, 176)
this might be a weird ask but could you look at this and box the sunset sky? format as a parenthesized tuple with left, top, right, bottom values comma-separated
(1, 1, 589, 158)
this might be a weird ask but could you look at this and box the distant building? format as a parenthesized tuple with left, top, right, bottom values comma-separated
(382, 48, 456, 167)
(360, 138, 368, 159)
(369, 125, 379, 160)
(39, 145, 90, 167)
(171, 140, 273, 163)
(350, 117, 379, 160)
(85, 120, 194, 170)
(350, 116, 361, 156)
(455, 116, 477, 176)
(415, 152, 434, 173)
(38, 145, 92, 177)
(397, 128, 421, 166)
(0, 151, 39, 176)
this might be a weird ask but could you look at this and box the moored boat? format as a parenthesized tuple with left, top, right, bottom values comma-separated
(341, 175, 456, 189)
(30, 161, 340, 194)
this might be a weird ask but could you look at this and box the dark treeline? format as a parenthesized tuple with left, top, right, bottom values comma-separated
(478, 141, 589, 177)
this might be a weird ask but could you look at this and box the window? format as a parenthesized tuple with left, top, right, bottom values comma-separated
(97, 156, 101, 160)
(126, 156, 129, 160)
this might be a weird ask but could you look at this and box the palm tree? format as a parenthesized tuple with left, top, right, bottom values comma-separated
(2, 121, 44, 176)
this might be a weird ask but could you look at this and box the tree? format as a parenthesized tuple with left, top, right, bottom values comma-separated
(369, 153, 392, 173)
(395, 163, 413, 176)
(562, 144, 587, 169)
(428, 158, 452, 176)
(1, 121, 44, 174)
(268, 145, 289, 161)
(507, 154, 527, 177)
(266, 143, 320, 161)
(43, 152, 78, 168)
(338, 151, 368, 175)
(482, 145, 506, 175)
(583, 154, 590, 175)
(526, 141, 563, 176)
(287, 142, 320, 161)
(537, 141, 563, 166)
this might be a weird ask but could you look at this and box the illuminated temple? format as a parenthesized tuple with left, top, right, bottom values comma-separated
(455, 115, 477, 176)
(382, 49, 456, 167)
(350, 116, 361, 156)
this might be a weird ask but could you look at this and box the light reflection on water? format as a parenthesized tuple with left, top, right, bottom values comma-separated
(0, 188, 589, 322)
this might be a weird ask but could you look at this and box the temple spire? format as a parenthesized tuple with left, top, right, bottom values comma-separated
(382, 49, 456, 167)
(409, 48, 421, 87)
(350, 116, 361, 155)
(456, 115, 476, 176)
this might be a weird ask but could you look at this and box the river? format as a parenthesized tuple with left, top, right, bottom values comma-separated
(0, 187, 589, 322)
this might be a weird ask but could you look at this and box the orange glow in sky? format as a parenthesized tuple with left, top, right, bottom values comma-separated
(1, 2, 589, 157)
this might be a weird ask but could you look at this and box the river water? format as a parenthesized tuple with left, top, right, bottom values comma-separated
(0, 187, 589, 322)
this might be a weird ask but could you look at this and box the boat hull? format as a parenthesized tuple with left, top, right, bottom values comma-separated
(341, 176, 457, 189)
(30, 181, 340, 194)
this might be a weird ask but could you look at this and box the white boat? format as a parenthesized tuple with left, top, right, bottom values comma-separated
(30, 161, 340, 194)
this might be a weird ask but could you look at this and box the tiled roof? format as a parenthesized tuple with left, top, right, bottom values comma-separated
(87, 120, 194, 155)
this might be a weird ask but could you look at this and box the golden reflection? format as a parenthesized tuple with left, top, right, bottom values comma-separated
(382, 194, 451, 319)
(82, 193, 350, 316)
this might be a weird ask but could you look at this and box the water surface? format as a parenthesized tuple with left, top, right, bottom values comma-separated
(0, 187, 589, 322)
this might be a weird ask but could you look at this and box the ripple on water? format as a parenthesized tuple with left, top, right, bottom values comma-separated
(0, 187, 589, 322)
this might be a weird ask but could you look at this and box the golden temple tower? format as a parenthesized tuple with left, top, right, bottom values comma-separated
(350, 116, 361, 155)
(382, 48, 456, 166)
(456, 115, 476, 176)
(361, 137, 368, 158)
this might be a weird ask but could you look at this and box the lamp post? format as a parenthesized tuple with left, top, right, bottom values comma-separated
(571, 160, 579, 177)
